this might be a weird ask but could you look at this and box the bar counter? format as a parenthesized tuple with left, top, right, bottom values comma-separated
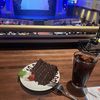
(0, 49, 100, 100)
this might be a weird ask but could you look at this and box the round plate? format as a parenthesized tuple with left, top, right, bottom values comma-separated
(19, 62, 60, 92)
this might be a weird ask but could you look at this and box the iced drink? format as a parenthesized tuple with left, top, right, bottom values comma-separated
(72, 51, 97, 87)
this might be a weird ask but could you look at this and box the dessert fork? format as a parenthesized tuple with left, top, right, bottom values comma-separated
(54, 83, 78, 100)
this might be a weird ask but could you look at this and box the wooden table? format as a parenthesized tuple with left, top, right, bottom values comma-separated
(0, 49, 100, 100)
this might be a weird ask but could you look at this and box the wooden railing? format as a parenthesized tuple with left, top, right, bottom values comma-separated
(0, 25, 99, 44)
(0, 25, 99, 32)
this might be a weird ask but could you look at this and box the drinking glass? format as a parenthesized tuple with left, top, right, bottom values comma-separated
(72, 51, 98, 88)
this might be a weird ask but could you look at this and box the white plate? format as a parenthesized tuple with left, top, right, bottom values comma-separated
(19, 62, 60, 91)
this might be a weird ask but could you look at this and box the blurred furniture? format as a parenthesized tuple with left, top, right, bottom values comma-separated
(0, 25, 99, 44)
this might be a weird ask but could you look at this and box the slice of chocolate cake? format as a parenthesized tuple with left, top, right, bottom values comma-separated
(31, 59, 58, 85)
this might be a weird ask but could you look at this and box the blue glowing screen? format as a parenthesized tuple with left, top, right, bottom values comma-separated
(21, 0, 49, 10)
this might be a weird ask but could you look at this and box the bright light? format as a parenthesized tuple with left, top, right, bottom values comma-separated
(68, 0, 77, 4)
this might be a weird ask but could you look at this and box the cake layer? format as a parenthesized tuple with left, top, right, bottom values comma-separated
(31, 59, 58, 85)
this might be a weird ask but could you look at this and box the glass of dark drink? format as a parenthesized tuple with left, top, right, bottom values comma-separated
(72, 51, 98, 88)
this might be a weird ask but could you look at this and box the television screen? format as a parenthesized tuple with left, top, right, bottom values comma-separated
(20, 0, 49, 10)
(0, 0, 56, 20)
(13, 0, 56, 19)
